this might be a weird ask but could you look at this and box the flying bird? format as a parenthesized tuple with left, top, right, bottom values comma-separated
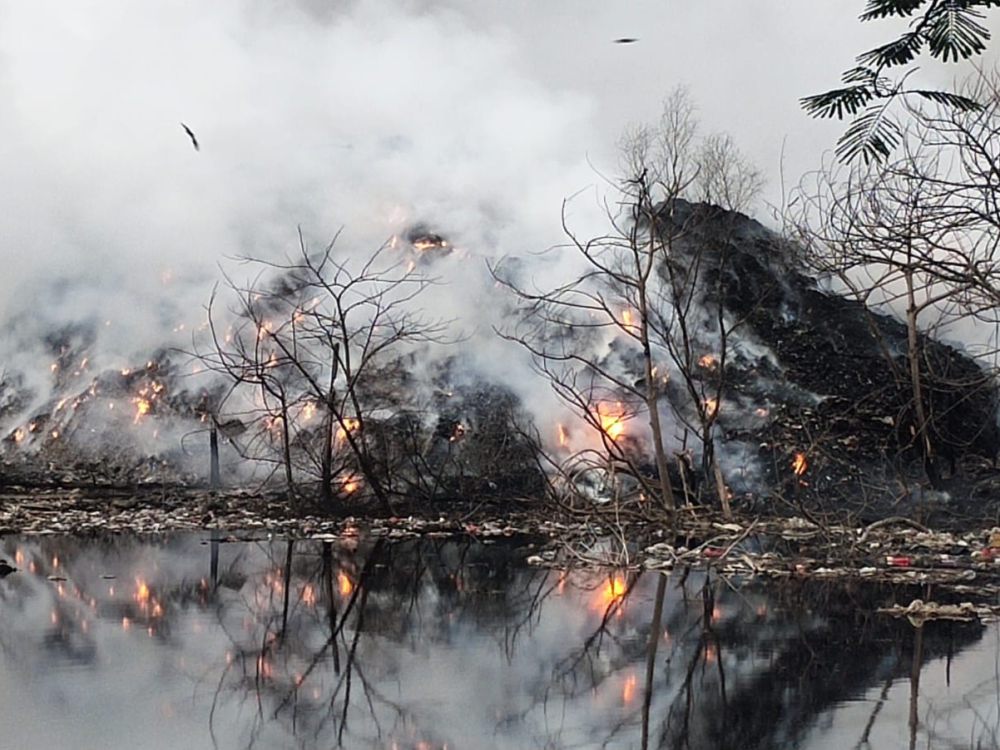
(180, 122, 200, 151)
(613, 38, 639, 44)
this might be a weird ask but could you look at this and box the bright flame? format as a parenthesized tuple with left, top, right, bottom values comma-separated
(792, 452, 808, 477)
(338, 572, 353, 596)
(597, 403, 626, 440)
(341, 475, 360, 494)
(135, 580, 150, 604)
(133, 398, 151, 423)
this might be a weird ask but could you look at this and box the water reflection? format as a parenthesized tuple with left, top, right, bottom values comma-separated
(0, 533, 997, 749)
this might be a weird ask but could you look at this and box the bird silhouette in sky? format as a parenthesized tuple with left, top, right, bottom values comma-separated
(180, 122, 200, 151)
(613, 38, 639, 44)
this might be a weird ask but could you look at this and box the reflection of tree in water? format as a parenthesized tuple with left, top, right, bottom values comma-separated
(205, 535, 551, 749)
(0, 534, 995, 750)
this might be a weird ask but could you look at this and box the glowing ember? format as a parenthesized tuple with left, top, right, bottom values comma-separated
(597, 403, 627, 440)
(338, 572, 353, 596)
(698, 354, 718, 369)
(792, 452, 808, 477)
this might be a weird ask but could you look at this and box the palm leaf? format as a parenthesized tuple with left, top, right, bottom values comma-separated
(857, 32, 924, 67)
(860, 0, 926, 22)
(911, 89, 983, 110)
(801, 86, 874, 119)
(923, 3, 990, 62)
(836, 105, 902, 163)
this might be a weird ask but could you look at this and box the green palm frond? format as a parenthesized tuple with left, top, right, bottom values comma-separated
(836, 105, 902, 164)
(923, 3, 990, 62)
(801, 87, 874, 120)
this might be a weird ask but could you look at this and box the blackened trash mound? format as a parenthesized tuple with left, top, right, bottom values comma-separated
(665, 199, 1000, 524)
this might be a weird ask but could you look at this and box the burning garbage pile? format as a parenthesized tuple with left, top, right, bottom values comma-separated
(0, 339, 222, 486)
(495, 196, 1000, 522)
(2, 200, 998, 523)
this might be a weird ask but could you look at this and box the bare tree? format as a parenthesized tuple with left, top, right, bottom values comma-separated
(792, 68, 1000, 488)
(494, 88, 763, 519)
(196, 232, 448, 513)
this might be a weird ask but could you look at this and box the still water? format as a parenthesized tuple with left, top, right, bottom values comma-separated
(0, 532, 997, 750)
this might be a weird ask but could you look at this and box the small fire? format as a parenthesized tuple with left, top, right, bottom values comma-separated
(302, 402, 317, 422)
(133, 397, 151, 423)
(341, 475, 360, 494)
(449, 423, 466, 443)
(12, 428, 25, 444)
(336, 418, 360, 443)
(557, 423, 569, 448)
(135, 579, 150, 605)
(597, 403, 626, 440)
(338, 572, 353, 597)
(698, 354, 718, 369)
(621, 309, 635, 329)
(792, 452, 808, 477)
(703, 398, 719, 419)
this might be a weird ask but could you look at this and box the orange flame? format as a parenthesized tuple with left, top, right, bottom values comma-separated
(622, 672, 638, 704)
(336, 418, 360, 443)
(597, 403, 626, 440)
(596, 575, 627, 610)
(698, 354, 718, 369)
(792, 452, 808, 477)
(557, 423, 569, 447)
(704, 398, 719, 418)
(338, 572, 353, 597)
(135, 579, 150, 605)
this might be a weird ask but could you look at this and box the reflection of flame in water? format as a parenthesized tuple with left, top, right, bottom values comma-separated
(338, 572, 353, 597)
(792, 452, 808, 476)
(302, 584, 316, 607)
(597, 403, 626, 440)
(622, 672, 638, 704)
(596, 575, 627, 610)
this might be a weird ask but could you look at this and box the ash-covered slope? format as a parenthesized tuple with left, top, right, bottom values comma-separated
(667, 199, 1000, 513)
